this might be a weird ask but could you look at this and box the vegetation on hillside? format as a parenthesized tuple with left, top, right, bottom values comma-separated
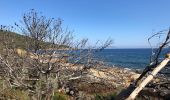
(0, 30, 27, 49)
(0, 29, 70, 51)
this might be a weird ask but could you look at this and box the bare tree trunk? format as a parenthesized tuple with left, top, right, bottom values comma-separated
(126, 55, 170, 100)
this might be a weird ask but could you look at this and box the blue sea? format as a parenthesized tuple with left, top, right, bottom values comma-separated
(47, 48, 168, 70)
(94, 49, 153, 69)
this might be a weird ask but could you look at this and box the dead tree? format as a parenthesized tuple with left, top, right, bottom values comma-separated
(0, 9, 113, 99)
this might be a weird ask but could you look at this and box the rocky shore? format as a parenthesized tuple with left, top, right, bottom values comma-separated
(57, 63, 170, 99)
(87, 66, 141, 87)
(55, 63, 141, 99)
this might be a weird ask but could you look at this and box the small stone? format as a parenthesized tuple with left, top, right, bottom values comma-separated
(65, 87, 70, 93)
(70, 90, 74, 95)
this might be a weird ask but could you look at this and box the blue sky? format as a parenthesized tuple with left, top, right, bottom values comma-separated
(0, 0, 170, 48)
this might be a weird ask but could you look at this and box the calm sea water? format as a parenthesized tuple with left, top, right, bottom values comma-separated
(94, 49, 153, 69)
(48, 48, 168, 70)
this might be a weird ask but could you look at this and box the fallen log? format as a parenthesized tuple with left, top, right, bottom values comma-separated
(126, 54, 170, 100)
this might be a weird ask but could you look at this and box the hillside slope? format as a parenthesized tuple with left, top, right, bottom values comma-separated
(0, 30, 70, 51)
(0, 30, 27, 49)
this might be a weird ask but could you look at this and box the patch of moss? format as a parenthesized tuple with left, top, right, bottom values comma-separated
(52, 92, 68, 100)
(0, 88, 30, 100)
